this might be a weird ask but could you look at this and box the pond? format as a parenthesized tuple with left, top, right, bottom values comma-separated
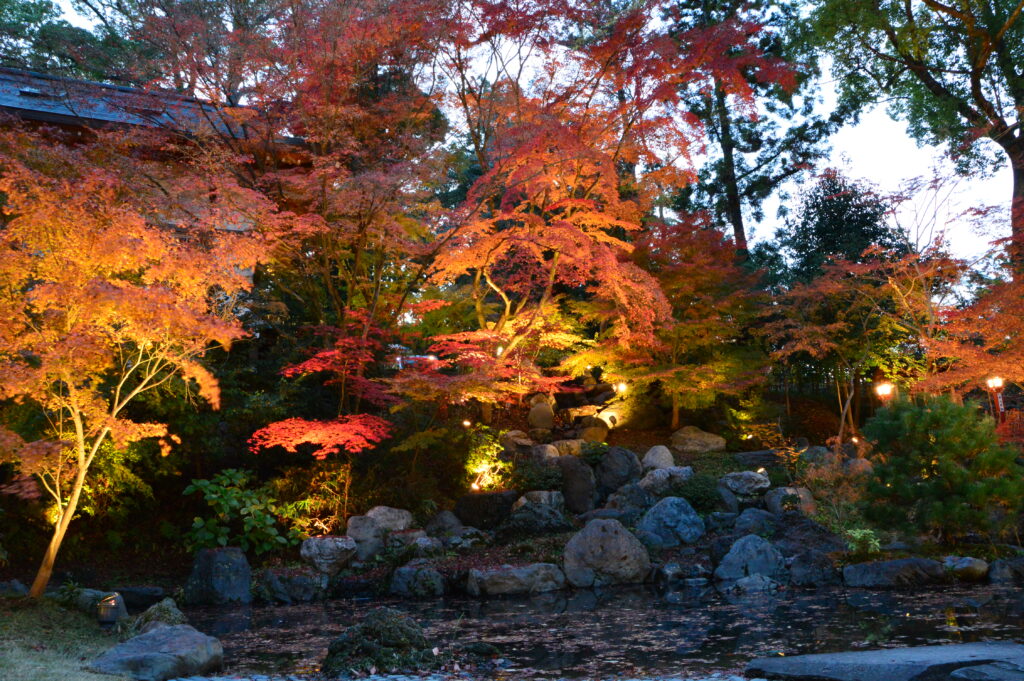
(186, 584, 1024, 679)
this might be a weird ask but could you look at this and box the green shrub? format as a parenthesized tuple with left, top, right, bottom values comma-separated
(510, 459, 563, 492)
(668, 473, 720, 515)
(845, 528, 881, 555)
(581, 441, 609, 467)
(863, 397, 1024, 541)
(184, 469, 301, 555)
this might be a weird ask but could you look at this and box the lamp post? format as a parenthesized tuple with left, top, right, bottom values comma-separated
(875, 382, 895, 403)
(986, 377, 1006, 423)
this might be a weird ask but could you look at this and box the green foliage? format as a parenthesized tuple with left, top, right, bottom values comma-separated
(668, 473, 720, 515)
(581, 441, 609, 467)
(321, 607, 444, 675)
(510, 458, 563, 493)
(184, 469, 301, 555)
(265, 461, 350, 536)
(864, 397, 1024, 540)
(845, 527, 881, 555)
(464, 426, 509, 491)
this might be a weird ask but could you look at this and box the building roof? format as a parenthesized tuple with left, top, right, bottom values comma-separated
(0, 66, 241, 136)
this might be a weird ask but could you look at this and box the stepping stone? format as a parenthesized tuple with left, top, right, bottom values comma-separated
(747, 642, 1024, 681)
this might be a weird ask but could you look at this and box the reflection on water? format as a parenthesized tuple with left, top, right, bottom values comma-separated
(186, 585, 1024, 679)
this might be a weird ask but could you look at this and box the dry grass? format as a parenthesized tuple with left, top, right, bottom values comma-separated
(0, 596, 128, 681)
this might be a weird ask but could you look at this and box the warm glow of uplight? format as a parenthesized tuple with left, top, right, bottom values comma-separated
(495, 345, 504, 357)
(471, 482, 481, 491)
(987, 376, 1004, 390)
(462, 420, 472, 427)
(616, 381, 627, 394)
(875, 382, 894, 398)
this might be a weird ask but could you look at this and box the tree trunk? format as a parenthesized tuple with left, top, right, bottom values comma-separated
(714, 86, 747, 254)
(29, 465, 88, 598)
(671, 393, 681, 430)
(1011, 149, 1024, 269)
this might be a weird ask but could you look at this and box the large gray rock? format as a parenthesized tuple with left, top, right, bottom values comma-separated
(389, 564, 445, 599)
(562, 519, 650, 588)
(88, 624, 222, 681)
(579, 415, 610, 443)
(424, 510, 463, 537)
(714, 534, 786, 583)
(182, 548, 251, 606)
(747, 642, 1024, 681)
(641, 445, 675, 471)
(365, 506, 414, 532)
(500, 430, 534, 452)
(300, 536, 357, 577)
(671, 426, 726, 453)
(557, 455, 597, 514)
(531, 443, 561, 465)
(789, 550, 841, 587)
(256, 568, 321, 605)
(734, 450, 780, 468)
(0, 579, 27, 597)
(952, 661, 1024, 680)
(528, 402, 555, 430)
(454, 490, 520, 530)
(346, 515, 384, 561)
(497, 500, 573, 537)
(605, 483, 656, 524)
(734, 507, 778, 536)
(771, 511, 846, 557)
(120, 598, 189, 638)
(945, 556, 990, 582)
(512, 490, 564, 511)
(466, 563, 566, 596)
(989, 557, 1024, 585)
(843, 558, 946, 588)
(636, 497, 705, 547)
(595, 446, 642, 496)
(637, 466, 693, 496)
(764, 486, 816, 515)
(719, 471, 771, 496)
(551, 439, 585, 456)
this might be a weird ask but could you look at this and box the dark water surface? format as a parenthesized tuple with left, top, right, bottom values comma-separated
(186, 585, 1024, 679)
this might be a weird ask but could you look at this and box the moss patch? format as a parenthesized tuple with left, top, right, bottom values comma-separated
(321, 607, 442, 676)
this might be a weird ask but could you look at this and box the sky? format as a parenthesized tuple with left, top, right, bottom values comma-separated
(54, 1, 1013, 261)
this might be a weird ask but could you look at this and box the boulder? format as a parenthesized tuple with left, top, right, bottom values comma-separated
(88, 624, 222, 681)
(748, 642, 1024, 681)
(551, 439, 585, 456)
(714, 534, 787, 583)
(771, 512, 846, 557)
(512, 490, 564, 511)
(346, 515, 385, 561)
(605, 483, 656, 524)
(990, 558, 1024, 585)
(425, 510, 464, 537)
(467, 563, 566, 596)
(321, 607, 434, 676)
(390, 564, 445, 599)
(366, 506, 414, 532)
(671, 426, 726, 454)
(115, 587, 166, 613)
(454, 490, 520, 530)
(528, 402, 556, 430)
(386, 529, 428, 550)
(497, 500, 573, 537)
(256, 568, 321, 605)
(120, 598, 188, 638)
(789, 550, 841, 587)
(727, 574, 783, 594)
(733, 450, 780, 469)
(300, 536, 357, 576)
(719, 471, 771, 496)
(845, 457, 874, 476)
(557, 455, 597, 514)
(0, 579, 27, 597)
(595, 446, 642, 496)
(843, 558, 946, 588)
(765, 487, 816, 515)
(945, 556, 990, 582)
(562, 519, 651, 588)
(641, 445, 675, 471)
(707, 512, 738, 532)
(528, 428, 552, 443)
(500, 430, 534, 452)
(182, 548, 251, 606)
(801, 445, 834, 465)
(411, 536, 444, 557)
(579, 415, 610, 443)
(531, 444, 561, 465)
(952, 661, 1024, 680)
(637, 466, 693, 496)
(734, 508, 778, 536)
(636, 497, 705, 547)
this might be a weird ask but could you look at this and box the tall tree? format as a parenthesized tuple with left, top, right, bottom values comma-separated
(0, 127, 262, 597)
(669, 0, 838, 253)
(814, 0, 1024, 264)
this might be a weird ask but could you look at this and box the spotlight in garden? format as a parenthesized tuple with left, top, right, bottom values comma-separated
(875, 382, 895, 402)
(495, 345, 504, 357)
(616, 381, 627, 395)
(97, 594, 123, 629)
(462, 420, 472, 428)
(987, 376, 1004, 390)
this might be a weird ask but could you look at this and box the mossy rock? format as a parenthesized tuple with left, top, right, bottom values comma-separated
(118, 597, 188, 640)
(321, 607, 440, 676)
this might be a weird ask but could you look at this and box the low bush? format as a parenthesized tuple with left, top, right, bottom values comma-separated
(668, 473, 720, 515)
(863, 397, 1024, 541)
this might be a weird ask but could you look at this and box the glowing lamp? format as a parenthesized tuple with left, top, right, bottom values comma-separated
(875, 382, 894, 400)
(462, 420, 472, 428)
(616, 381, 627, 395)
(495, 345, 504, 357)
(470, 482, 481, 491)
(987, 376, 1004, 390)
(97, 594, 124, 628)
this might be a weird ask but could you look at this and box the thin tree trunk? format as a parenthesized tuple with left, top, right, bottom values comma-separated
(29, 464, 88, 598)
(714, 86, 747, 254)
(671, 393, 681, 430)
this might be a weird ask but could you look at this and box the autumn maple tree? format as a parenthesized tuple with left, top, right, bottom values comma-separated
(0, 127, 261, 597)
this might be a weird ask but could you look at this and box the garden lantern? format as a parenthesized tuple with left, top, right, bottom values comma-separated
(615, 381, 627, 395)
(96, 594, 123, 629)
(875, 382, 895, 402)
(986, 377, 1006, 423)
